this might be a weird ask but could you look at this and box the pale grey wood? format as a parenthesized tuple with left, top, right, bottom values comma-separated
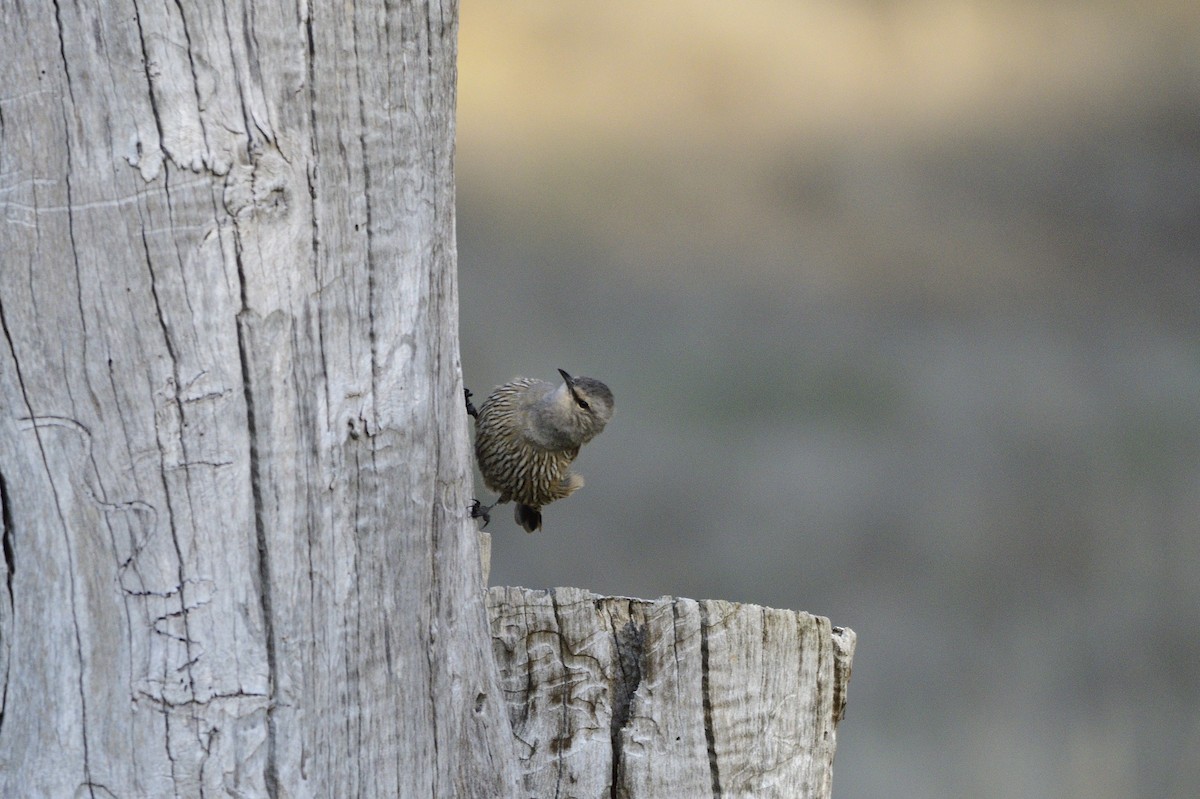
(488, 587, 856, 799)
(0, 1, 518, 797)
(479, 531, 493, 584)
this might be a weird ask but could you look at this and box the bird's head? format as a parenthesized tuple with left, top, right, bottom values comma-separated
(548, 368, 614, 445)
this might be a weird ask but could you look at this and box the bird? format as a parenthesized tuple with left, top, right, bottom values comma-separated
(465, 368, 614, 532)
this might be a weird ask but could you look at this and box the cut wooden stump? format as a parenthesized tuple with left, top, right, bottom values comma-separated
(488, 586, 856, 799)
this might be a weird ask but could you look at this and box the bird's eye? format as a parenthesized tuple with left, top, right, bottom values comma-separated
(576, 398, 590, 410)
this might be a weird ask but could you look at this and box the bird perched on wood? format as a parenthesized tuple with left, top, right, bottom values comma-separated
(465, 369, 614, 532)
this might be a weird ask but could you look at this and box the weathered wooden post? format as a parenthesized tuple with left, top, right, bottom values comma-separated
(0, 1, 854, 796)
(0, 0, 515, 795)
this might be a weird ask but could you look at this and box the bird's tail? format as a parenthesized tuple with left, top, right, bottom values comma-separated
(550, 473, 584, 501)
(514, 504, 542, 533)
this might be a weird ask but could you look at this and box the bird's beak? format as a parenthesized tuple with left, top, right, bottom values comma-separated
(557, 368, 574, 386)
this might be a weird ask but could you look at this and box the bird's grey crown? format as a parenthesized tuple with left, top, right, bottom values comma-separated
(571, 376, 614, 412)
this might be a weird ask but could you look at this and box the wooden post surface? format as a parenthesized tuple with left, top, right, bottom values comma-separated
(488, 586, 856, 799)
(0, 1, 518, 796)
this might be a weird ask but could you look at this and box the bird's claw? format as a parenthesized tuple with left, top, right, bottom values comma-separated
(464, 387, 478, 419)
(469, 498, 491, 528)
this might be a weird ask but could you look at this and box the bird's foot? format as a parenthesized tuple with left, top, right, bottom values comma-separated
(464, 387, 478, 419)
(469, 498, 497, 528)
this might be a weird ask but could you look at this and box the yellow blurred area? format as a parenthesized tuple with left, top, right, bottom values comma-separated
(457, 1, 1200, 306)
(459, 0, 1189, 156)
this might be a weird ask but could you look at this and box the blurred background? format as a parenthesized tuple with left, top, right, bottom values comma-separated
(454, 2, 1200, 797)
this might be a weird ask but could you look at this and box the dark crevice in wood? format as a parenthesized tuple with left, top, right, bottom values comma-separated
(549, 589, 568, 799)
(698, 602, 723, 798)
(234, 254, 279, 799)
(609, 606, 644, 799)
(350, 3, 379, 428)
(0, 470, 12, 739)
(0, 472, 14, 610)
(170, 0, 215, 173)
(0, 302, 20, 750)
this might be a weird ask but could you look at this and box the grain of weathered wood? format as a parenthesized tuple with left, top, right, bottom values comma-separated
(0, 1, 517, 796)
(488, 587, 856, 799)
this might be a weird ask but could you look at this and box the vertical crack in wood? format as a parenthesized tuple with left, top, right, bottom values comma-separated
(131, 1, 167, 155)
(698, 602, 722, 798)
(426, 499, 443, 799)
(302, 12, 331, 434)
(0, 472, 14, 612)
(11, 5, 96, 776)
(350, 5, 379, 420)
(608, 607, 644, 799)
(347, 445, 365, 792)
(234, 264, 279, 799)
(227, 2, 262, 151)
(0, 471, 12, 737)
(169, 0, 215, 168)
(549, 589, 568, 799)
